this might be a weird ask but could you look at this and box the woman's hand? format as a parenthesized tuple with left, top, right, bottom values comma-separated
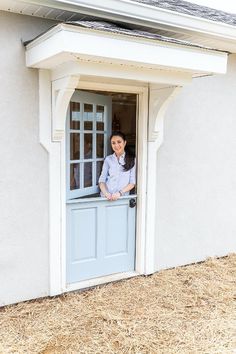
(104, 192, 112, 200)
(99, 183, 112, 200)
(111, 192, 121, 201)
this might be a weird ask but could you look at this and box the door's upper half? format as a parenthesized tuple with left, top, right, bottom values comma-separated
(67, 90, 112, 199)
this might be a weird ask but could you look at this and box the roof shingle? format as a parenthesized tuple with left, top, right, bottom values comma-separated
(129, 0, 236, 26)
(66, 20, 227, 52)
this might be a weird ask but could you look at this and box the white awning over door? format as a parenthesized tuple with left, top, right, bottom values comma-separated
(25, 23, 228, 81)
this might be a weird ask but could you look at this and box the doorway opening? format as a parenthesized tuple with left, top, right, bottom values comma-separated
(66, 89, 138, 285)
(68, 90, 137, 200)
(110, 91, 137, 155)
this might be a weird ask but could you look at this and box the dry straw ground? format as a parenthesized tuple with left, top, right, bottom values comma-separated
(0, 254, 236, 354)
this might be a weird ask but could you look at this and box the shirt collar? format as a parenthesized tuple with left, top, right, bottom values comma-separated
(113, 152, 125, 163)
(113, 152, 125, 158)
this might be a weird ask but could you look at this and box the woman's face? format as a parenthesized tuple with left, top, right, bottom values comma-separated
(111, 135, 126, 156)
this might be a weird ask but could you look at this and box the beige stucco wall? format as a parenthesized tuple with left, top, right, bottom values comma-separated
(155, 54, 236, 270)
(0, 11, 56, 305)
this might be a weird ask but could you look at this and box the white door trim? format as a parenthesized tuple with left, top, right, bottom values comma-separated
(39, 70, 149, 295)
(39, 69, 184, 295)
(62, 81, 148, 292)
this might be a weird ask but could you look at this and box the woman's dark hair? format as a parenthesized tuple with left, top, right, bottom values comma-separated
(110, 131, 135, 171)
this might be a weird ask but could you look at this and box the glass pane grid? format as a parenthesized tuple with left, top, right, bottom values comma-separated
(68, 98, 108, 198)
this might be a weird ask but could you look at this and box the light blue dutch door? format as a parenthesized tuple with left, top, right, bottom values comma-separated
(66, 90, 137, 283)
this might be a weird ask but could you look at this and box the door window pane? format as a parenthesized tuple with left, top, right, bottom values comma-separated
(96, 122, 104, 130)
(70, 133, 80, 160)
(84, 121, 93, 130)
(84, 103, 93, 130)
(96, 134, 104, 158)
(84, 134, 93, 159)
(96, 161, 103, 184)
(70, 163, 80, 190)
(70, 102, 80, 130)
(96, 105, 104, 130)
(84, 162, 93, 187)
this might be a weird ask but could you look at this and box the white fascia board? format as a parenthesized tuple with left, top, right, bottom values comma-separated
(51, 61, 192, 86)
(14, 0, 236, 42)
(25, 24, 228, 75)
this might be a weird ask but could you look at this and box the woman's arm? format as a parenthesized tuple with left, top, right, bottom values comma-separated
(98, 158, 112, 200)
(111, 161, 136, 200)
(99, 182, 112, 200)
(111, 183, 135, 201)
(120, 183, 135, 194)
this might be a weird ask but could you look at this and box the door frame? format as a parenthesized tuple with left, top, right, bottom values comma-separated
(62, 80, 148, 292)
(38, 71, 148, 295)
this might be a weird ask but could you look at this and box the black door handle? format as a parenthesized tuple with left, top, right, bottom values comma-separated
(129, 198, 136, 208)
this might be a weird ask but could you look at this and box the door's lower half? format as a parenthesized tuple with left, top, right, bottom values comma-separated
(66, 196, 136, 284)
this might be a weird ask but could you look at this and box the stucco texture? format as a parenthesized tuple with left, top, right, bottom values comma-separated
(0, 11, 56, 305)
(155, 54, 236, 270)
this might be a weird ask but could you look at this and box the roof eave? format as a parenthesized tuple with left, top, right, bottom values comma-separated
(11, 0, 236, 42)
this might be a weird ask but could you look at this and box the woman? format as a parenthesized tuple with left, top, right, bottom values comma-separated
(99, 131, 136, 201)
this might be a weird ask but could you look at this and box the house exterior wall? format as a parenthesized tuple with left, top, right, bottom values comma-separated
(0, 11, 56, 305)
(155, 54, 236, 270)
(1, 9, 236, 305)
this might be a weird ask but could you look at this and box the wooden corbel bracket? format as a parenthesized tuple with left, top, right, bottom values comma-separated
(148, 85, 183, 149)
(52, 76, 80, 141)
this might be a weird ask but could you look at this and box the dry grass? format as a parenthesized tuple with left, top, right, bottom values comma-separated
(0, 254, 236, 354)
